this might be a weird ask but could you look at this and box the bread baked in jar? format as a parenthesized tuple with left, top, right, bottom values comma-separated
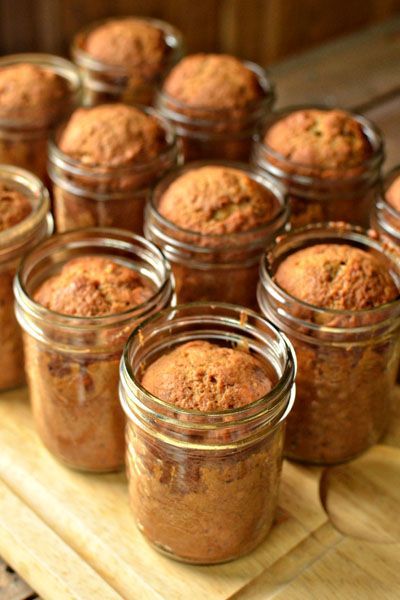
(258, 223, 400, 464)
(373, 167, 400, 246)
(49, 103, 179, 234)
(72, 17, 184, 106)
(157, 53, 274, 161)
(14, 229, 174, 472)
(120, 303, 296, 563)
(252, 107, 383, 228)
(145, 161, 288, 308)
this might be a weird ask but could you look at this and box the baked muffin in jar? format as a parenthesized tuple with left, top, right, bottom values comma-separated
(258, 223, 400, 465)
(157, 53, 274, 161)
(0, 165, 52, 391)
(14, 228, 174, 472)
(372, 166, 400, 246)
(145, 161, 288, 308)
(0, 54, 81, 182)
(120, 303, 296, 564)
(72, 17, 184, 107)
(252, 106, 384, 228)
(49, 103, 180, 234)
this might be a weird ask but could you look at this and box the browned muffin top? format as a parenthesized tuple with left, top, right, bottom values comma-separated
(34, 256, 154, 317)
(264, 109, 372, 170)
(84, 18, 167, 71)
(158, 166, 279, 234)
(275, 244, 398, 310)
(0, 63, 70, 126)
(386, 176, 400, 212)
(58, 104, 167, 168)
(163, 53, 264, 110)
(141, 340, 272, 411)
(0, 184, 32, 232)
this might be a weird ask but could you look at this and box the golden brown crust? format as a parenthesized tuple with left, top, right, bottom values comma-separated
(264, 109, 372, 170)
(0, 184, 31, 231)
(34, 256, 154, 317)
(84, 18, 167, 71)
(157, 166, 279, 234)
(141, 340, 272, 411)
(275, 243, 398, 310)
(0, 63, 70, 127)
(163, 54, 264, 110)
(386, 175, 400, 212)
(58, 104, 167, 167)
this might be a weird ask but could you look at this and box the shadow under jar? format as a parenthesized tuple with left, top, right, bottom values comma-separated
(14, 228, 174, 472)
(48, 106, 180, 234)
(72, 17, 184, 107)
(258, 223, 400, 465)
(0, 54, 81, 182)
(156, 57, 274, 162)
(0, 165, 52, 391)
(252, 106, 384, 228)
(372, 166, 400, 246)
(119, 303, 296, 564)
(145, 161, 289, 309)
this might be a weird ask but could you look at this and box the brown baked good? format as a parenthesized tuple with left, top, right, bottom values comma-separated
(270, 240, 399, 464)
(129, 340, 282, 563)
(158, 165, 278, 235)
(29, 256, 154, 471)
(275, 244, 398, 310)
(386, 175, 400, 213)
(256, 108, 380, 228)
(163, 53, 264, 110)
(0, 184, 33, 390)
(159, 54, 272, 161)
(142, 340, 272, 410)
(84, 18, 167, 74)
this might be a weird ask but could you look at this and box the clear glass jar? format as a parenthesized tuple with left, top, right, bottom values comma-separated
(0, 54, 81, 182)
(72, 17, 184, 107)
(48, 108, 180, 234)
(252, 106, 384, 228)
(372, 166, 400, 245)
(156, 61, 275, 162)
(0, 165, 52, 391)
(258, 223, 400, 465)
(144, 161, 289, 309)
(14, 228, 174, 472)
(120, 303, 296, 564)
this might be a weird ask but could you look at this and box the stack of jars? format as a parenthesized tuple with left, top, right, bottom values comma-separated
(1, 12, 399, 567)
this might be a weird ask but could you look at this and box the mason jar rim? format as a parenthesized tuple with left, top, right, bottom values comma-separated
(71, 16, 185, 75)
(14, 227, 174, 331)
(48, 105, 179, 180)
(0, 53, 81, 130)
(0, 165, 51, 257)
(157, 59, 275, 125)
(146, 160, 289, 250)
(259, 222, 400, 334)
(120, 302, 296, 428)
(253, 104, 384, 183)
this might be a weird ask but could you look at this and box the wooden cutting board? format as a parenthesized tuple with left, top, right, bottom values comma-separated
(0, 386, 399, 600)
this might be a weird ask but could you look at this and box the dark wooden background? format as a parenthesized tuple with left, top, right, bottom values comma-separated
(1, 0, 400, 65)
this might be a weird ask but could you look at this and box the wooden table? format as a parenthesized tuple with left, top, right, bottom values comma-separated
(2, 16, 400, 600)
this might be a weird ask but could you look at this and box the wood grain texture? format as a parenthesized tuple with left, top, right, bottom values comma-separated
(1, 0, 400, 63)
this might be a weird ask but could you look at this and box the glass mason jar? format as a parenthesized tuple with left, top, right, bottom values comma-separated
(120, 303, 296, 564)
(0, 54, 81, 182)
(372, 166, 400, 246)
(144, 161, 289, 309)
(14, 228, 174, 472)
(252, 106, 384, 228)
(258, 223, 400, 465)
(156, 61, 275, 162)
(48, 108, 180, 235)
(0, 165, 52, 391)
(72, 17, 184, 107)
